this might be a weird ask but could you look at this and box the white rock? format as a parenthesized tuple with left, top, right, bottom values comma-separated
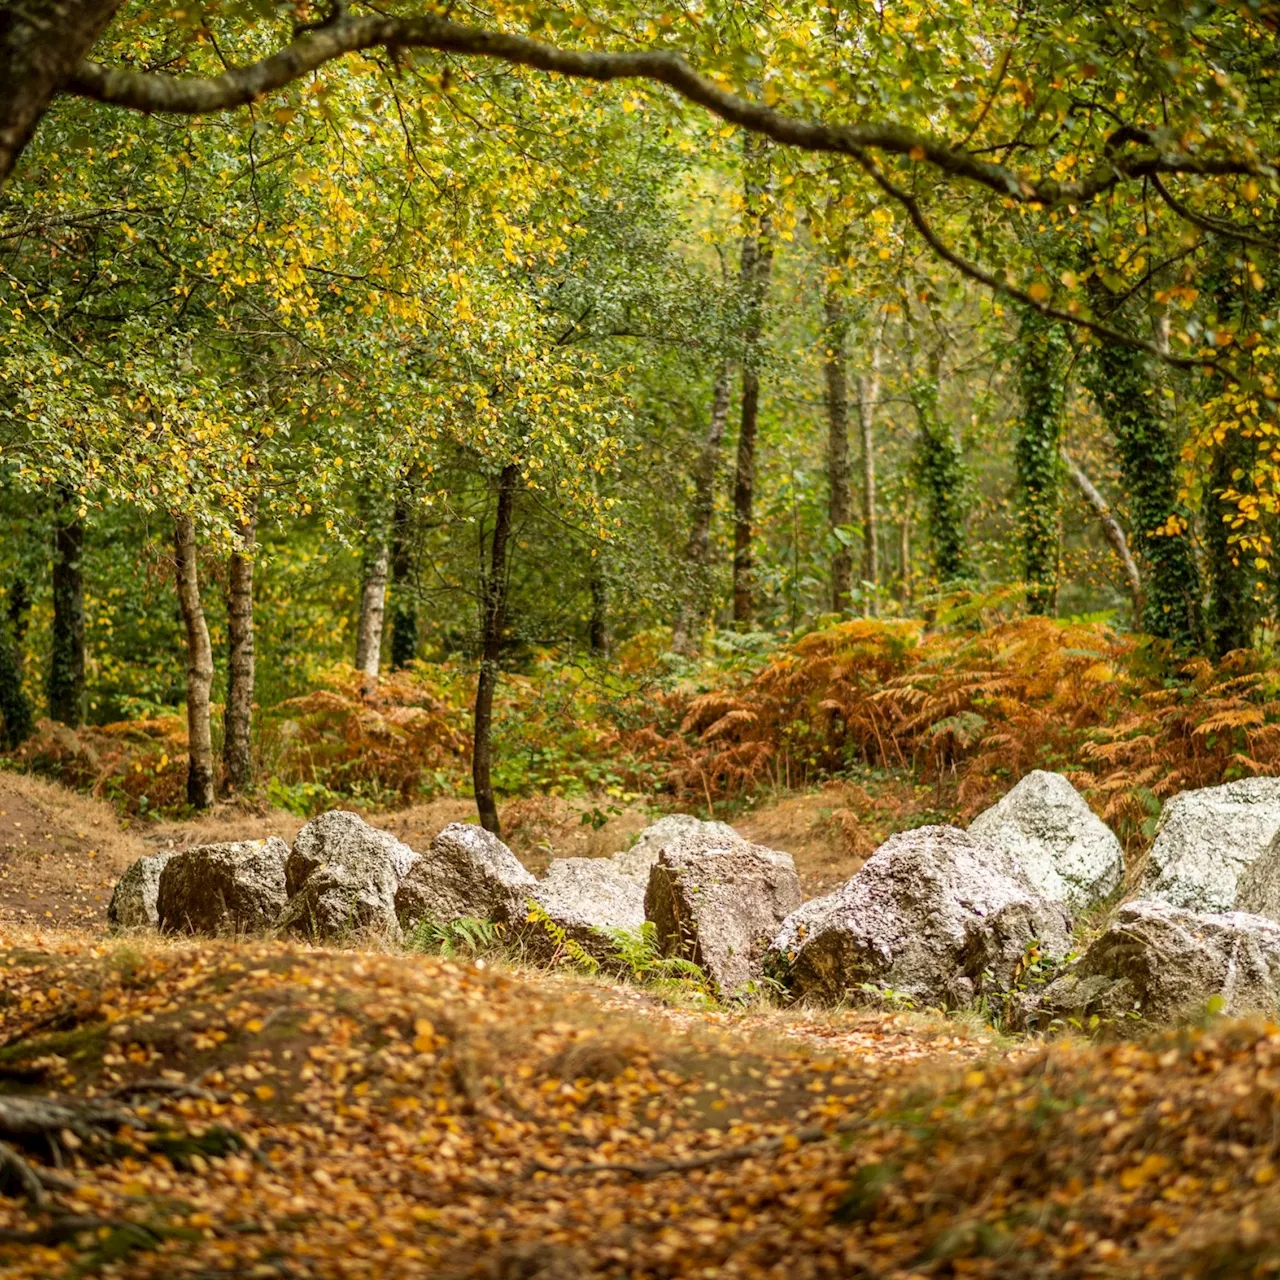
(609, 813, 742, 881)
(107, 852, 176, 930)
(968, 770, 1124, 912)
(1142, 777, 1280, 912)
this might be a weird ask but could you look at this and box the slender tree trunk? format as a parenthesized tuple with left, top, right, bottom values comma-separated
(897, 517, 912, 606)
(672, 363, 732, 655)
(0, 0, 123, 186)
(0, 577, 33, 749)
(858, 346, 881, 613)
(355, 532, 390, 691)
(732, 140, 775, 627)
(1061, 448, 1143, 619)
(1206, 430, 1262, 655)
(223, 503, 256, 795)
(473, 464, 519, 837)
(389, 488, 418, 670)
(173, 512, 215, 812)
(48, 485, 85, 727)
(589, 564, 609, 656)
(823, 277, 853, 614)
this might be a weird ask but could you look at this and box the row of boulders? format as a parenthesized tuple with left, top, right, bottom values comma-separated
(108, 810, 804, 999)
(107, 768, 1280, 1024)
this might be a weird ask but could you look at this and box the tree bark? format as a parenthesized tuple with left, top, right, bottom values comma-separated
(672, 362, 732, 654)
(589, 563, 609, 656)
(0, 577, 33, 749)
(173, 512, 215, 812)
(897, 517, 912, 607)
(389, 487, 417, 670)
(0, 0, 122, 185)
(48, 485, 85, 727)
(858, 346, 881, 613)
(473, 464, 518, 837)
(823, 279, 853, 614)
(354, 530, 390, 691)
(222, 504, 256, 795)
(1060, 449, 1143, 620)
(731, 142, 775, 627)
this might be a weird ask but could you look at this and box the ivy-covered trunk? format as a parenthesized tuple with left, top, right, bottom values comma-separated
(911, 375, 967, 586)
(223, 504, 256, 795)
(48, 485, 85, 727)
(1014, 310, 1068, 614)
(473, 464, 519, 837)
(173, 512, 215, 811)
(822, 274, 853, 614)
(1084, 341, 1204, 649)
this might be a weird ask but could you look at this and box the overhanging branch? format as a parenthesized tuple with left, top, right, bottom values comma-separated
(66, 13, 1272, 210)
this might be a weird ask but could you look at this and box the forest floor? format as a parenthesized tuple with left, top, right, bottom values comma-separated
(6, 776, 1280, 1277)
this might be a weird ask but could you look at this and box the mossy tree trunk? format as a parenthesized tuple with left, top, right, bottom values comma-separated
(473, 463, 519, 837)
(858, 346, 881, 614)
(672, 362, 732, 655)
(389, 486, 418, 671)
(48, 485, 85, 727)
(0, 576, 33, 749)
(822, 272, 853, 614)
(731, 137, 774, 628)
(1205, 427, 1262, 655)
(1014, 309, 1068, 614)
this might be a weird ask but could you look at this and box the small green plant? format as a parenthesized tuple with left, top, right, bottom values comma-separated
(525, 900, 601, 974)
(857, 981, 918, 1010)
(595, 921, 711, 993)
(406, 916, 501, 958)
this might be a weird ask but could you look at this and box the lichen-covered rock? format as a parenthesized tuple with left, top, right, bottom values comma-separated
(284, 810, 417, 897)
(609, 813, 741, 882)
(967, 770, 1124, 911)
(395, 823, 535, 931)
(1035, 899, 1280, 1026)
(107, 852, 175, 930)
(767, 825, 1072, 1009)
(1235, 827, 1280, 921)
(1142, 777, 1280, 912)
(157, 839, 289, 936)
(645, 837, 803, 998)
(523, 858, 646, 964)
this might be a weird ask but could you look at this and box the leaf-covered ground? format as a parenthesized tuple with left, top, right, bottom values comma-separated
(2, 934, 1280, 1278)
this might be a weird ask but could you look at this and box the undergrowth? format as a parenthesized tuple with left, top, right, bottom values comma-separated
(8, 616, 1280, 853)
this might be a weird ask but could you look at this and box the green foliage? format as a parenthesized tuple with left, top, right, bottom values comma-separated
(405, 916, 502, 959)
(524, 900, 601, 974)
(910, 378, 968, 585)
(594, 921, 711, 992)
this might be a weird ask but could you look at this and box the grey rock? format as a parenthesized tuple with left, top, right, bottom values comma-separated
(157, 839, 290, 936)
(107, 852, 176, 930)
(767, 825, 1072, 1008)
(523, 858, 646, 964)
(610, 813, 742, 882)
(1036, 899, 1280, 1026)
(285, 810, 417, 897)
(1142, 777, 1280, 912)
(1236, 826, 1280, 921)
(968, 770, 1124, 912)
(395, 822, 536, 931)
(645, 837, 803, 998)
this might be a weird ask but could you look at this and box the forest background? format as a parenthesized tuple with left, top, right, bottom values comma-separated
(4, 0, 1280, 857)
